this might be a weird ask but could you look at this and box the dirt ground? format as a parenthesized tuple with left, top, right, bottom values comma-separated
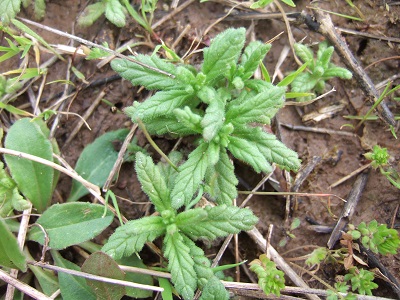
(2, 0, 400, 299)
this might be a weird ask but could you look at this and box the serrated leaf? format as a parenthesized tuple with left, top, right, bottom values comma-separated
(135, 152, 171, 212)
(28, 202, 114, 250)
(170, 143, 210, 209)
(111, 55, 181, 90)
(176, 205, 258, 241)
(294, 43, 314, 68)
(200, 276, 229, 300)
(227, 135, 271, 173)
(102, 216, 166, 259)
(226, 86, 285, 125)
(134, 89, 194, 121)
(0, 219, 27, 271)
(305, 247, 328, 266)
(105, 0, 126, 27)
(323, 67, 353, 79)
(290, 72, 318, 93)
(205, 148, 238, 205)
(202, 28, 246, 85)
(158, 151, 182, 190)
(51, 250, 96, 300)
(68, 129, 128, 202)
(77, 2, 106, 27)
(163, 230, 197, 300)
(145, 114, 200, 136)
(174, 107, 203, 134)
(0, 0, 21, 24)
(198, 87, 226, 141)
(233, 126, 300, 171)
(239, 41, 271, 80)
(250, 254, 285, 296)
(81, 251, 126, 300)
(4, 118, 55, 212)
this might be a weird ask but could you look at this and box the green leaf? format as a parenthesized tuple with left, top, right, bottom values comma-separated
(158, 277, 173, 300)
(135, 152, 171, 212)
(81, 251, 126, 300)
(250, 0, 272, 9)
(200, 276, 229, 300)
(323, 67, 353, 79)
(250, 254, 285, 296)
(294, 43, 314, 67)
(4, 118, 56, 212)
(68, 129, 128, 202)
(134, 89, 194, 121)
(226, 86, 285, 125)
(105, 0, 126, 27)
(278, 62, 309, 87)
(170, 143, 210, 209)
(163, 229, 197, 300)
(239, 41, 271, 80)
(111, 55, 181, 90)
(174, 107, 203, 134)
(0, 0, 21, 24)
(77, 2, 106, 27)
(227, 135, 270, 173)
(158, 151, 182, 191)
(317, 44, 334, 69)
(33, 0, 46, 19)
(28, 202, 114, 249)
(205, 148, 238, 205)
(0, 219, 27, 271)
(51, 250, 96, 300)
(198, 87, 226, 141)
(290, 72, 318, 94)
(281, 0, 296, 7)
(305, 247, 328, 266)
(102, 216, 166, 259)
(144, 114, 201, 136)
(177, 205, 258, 240)
(202, 28, 246, 85)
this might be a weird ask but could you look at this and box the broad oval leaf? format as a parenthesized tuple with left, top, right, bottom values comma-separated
(68, 129, 128, 202)
(0, 0, 21, 25)
(4, 118, 56, 212)
(29, 202, 114, 249)
(0, 219, 27, 271)
(81, 252, 126, 300)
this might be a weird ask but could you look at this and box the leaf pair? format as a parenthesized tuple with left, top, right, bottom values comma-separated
(102, 152, 259, 300)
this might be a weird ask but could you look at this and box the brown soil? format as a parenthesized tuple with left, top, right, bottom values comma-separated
(1, 0, 400, 299)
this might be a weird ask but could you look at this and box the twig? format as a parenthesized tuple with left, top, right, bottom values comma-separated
(337, 27, 400, 44)
(281, 123, 357, 137)
(329, 163, 371, 188)
(151, 0, 196, 30)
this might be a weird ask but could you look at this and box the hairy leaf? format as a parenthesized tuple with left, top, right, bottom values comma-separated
(317, 45, 334, 69)
(144, 114, 201, 136)
(163, 229, 197, 300)
(102, 216, 166, 259)
(323, 67, 352, 79)
(174, 107, 203, 134)
(177, 205, 258, 240)
(0, 0, 21, 24)
(170, 143, 210, 209)
(77, 2, 106, 27)
(105, 0, 126, 27)
(290, 72, 318, 93)
(205, 148, 238, 205)
(111, 55, 182, 90)
(135, 152, 171, 212)
(227, 135, 271, 173)
(226, 86, 285, 125)
(239, 41, 271, 80)
(202, 28, 246, 85)
(294, 43, 314, 68)
(134, 89, 193, 121)
(200, 276, 229, 300)
(158, 151, 182, 190)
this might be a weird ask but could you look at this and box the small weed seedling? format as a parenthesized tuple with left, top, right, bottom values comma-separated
(102, 152, 259, 300)
(291, 41, 352, 101)
(112, 28, 301, 208)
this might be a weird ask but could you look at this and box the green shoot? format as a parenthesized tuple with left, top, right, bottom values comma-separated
(250, 0, 295, 9)
(344, 267, 378, 296)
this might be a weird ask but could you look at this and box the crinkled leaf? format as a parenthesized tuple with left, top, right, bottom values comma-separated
(144, 114, 200, 136)
(81, 252, 126, 300)
(0, 219, 27, 271)
(174, 107, 203, 134)
(0, 0, 21, 24)
(77, 2, 106, 27)
(33, 0, 46, 19)
(29, 203, 114, 250)
(294, 43, 314, 64)
(226, 86, 285, 125)
(163, 230, 197, 300)
(202, 28, 246, 85)
(305, 247, 328, 266)
(158, 151, 182, 190)
(227, 135, 271, 173)
(102, 216, 166, 260)
(239, 41, 271, 80)
(68, 129, 128, 202)
(176, 205, 258, 240)
(170, 142, 210, 209)
(111, 55, 181, 90)
(135, 152, 171, 212)
(134, 89, 194, 121)
(205, 148, 238, 205)
(105, 0, 126, 27)
(4, 118, 55, 212)
(233, 126, 300, 171)
(290, 72, 318, 93)
(250, 254, 285, 296)
(198, 86, 226, 141)
(51, 250, 96, 300)
(200, 276, 229, 300)
(323, 67, 352, 79)
(317, 45, 334, 69)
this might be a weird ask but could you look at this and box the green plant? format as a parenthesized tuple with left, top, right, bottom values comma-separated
(102, 152, 259, 300)
(113, 27, 301, 209)
(344, 267, 378, 296)
(250, 0, 295, 9)
(1, 0, 46, 24)
(290, 41, 352, 101)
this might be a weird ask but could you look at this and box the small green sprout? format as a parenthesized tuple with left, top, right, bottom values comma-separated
(344, 267, 378, 296)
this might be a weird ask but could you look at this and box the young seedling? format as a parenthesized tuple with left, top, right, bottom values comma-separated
(102, 152, 259, 300)
(112, 27, 301, 209)
(290, 41, 352, 101)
